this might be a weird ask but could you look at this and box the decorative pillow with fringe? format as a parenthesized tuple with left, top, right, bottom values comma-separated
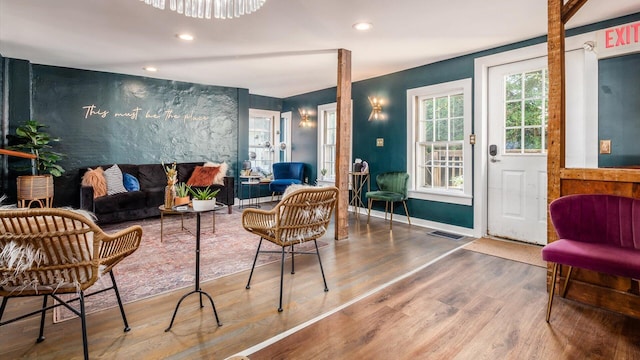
(204, 161, 228, 185)
(82, 167, 107, 198)
(187, 166, 220, 187)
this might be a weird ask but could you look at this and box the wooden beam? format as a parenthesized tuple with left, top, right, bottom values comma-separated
(547, 0, 566, 244)
(561, 0, 589, 23)
(335, 49, 352, 240)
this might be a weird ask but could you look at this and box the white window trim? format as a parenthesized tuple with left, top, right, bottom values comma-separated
(406, 78, 473, 206)
(281, 111, 292, 162)
(317, 102, 353, 184)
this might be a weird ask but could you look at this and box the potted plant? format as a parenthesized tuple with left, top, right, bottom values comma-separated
(188, 186, 220, 211)
(7, 119, 65, 207)
(320, 168, 328, 180)
(174, 182, 191, 206)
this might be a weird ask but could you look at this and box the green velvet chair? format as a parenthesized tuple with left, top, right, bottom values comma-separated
(366, 172, 411, 230)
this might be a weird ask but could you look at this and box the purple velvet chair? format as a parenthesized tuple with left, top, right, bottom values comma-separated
(542, 194, 640, 322)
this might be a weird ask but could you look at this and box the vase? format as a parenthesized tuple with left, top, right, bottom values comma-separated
(165, 184, 176, 208)
(174, 196, 190, 206)
(192, 199, 216, 211)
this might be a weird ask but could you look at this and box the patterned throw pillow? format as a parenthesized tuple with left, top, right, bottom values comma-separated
(81, 167, 107, 198)
(204, 162, 228, 185)
(123, 173, 140, 192)
(187, 166, 220, 187)
(104, 165, 128, 195)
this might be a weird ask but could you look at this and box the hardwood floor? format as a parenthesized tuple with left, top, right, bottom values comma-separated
(1, 210, 639, 359)
(250, 249, 640, 359)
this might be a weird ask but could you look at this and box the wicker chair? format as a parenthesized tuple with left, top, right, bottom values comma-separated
(0, 208, 142, 360)
(242, 186, 338, 312)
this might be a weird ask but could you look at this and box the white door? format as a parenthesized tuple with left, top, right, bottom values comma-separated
(487, 57, 548, 245)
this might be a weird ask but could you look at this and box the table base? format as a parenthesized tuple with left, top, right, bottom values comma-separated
(165, 289, 222, 331)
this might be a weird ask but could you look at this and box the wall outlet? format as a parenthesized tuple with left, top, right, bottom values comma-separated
(599, 139, 611, 154)
(376, 138, 384, 147)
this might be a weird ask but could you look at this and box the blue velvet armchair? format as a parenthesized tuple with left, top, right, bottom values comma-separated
(269, 162, 305, 195)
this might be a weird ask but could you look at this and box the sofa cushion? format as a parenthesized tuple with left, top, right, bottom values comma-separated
(204, 162, 228, 185)
(118, 164, 139, 178)
(145, 187, 165, 208)
(93, 191, 147, 214)
(187, 166, 220, 187)
(137, 164, 166, 190)
(104, 165, 128, 195)
(177, 162, 203, 183)
(123, 173, 140, 192)
(81, 167, 107, 198)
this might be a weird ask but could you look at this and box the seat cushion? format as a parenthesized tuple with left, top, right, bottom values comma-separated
(542, 239, 640, 279)
(94, 191, 147, 214)
(270, 179, 302, 193)
(137, 164, 166, 190)
(366, 190, 404, 202)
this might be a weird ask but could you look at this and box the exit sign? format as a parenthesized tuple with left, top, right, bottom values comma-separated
(597, 21, 640, 59)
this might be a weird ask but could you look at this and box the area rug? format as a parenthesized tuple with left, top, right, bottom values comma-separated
(463, 237, 546, 268)
(54, 210, 327, 322)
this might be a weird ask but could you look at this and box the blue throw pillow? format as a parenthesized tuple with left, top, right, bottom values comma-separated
(123, 173, 140, 192)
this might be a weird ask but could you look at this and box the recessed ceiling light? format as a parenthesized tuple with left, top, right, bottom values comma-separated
(177, 33, 194, 41)
(353, 22, 373, 31)
(143, 66, 158, 72)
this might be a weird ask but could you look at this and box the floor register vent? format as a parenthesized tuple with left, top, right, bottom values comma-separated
(429, 230, 465, 240)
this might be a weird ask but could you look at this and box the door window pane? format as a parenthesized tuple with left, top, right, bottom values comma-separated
(503, 68, 548, 155)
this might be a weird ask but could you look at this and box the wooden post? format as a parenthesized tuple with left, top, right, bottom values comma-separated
(546, 0, 565, 244)
(335, 49, 352, 240)
(547, 0, 588, 243)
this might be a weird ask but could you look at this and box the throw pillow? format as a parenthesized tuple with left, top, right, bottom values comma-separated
(204, 162, 228, 185)
(187, 166, 220, 187)
(104, 165, 128, 195)
(123, 173, 140, 192)
(81, 167, 107, 198)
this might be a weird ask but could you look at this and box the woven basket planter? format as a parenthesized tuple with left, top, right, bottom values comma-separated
(17, 174, 54, 208)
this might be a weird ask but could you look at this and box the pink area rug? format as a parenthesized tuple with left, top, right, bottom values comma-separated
(54, 209, 327, 322)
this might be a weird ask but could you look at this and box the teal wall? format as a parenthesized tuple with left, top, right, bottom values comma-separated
(0, 62, 284, 206)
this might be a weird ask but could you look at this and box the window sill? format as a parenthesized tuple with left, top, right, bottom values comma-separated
(408, 190, 472, 206)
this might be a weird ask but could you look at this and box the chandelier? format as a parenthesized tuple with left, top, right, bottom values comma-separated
(139, 0, 267, 20)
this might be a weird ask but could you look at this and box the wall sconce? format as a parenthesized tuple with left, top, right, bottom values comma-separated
(368, 96, 384, 121)
(299, 108, 313, 128)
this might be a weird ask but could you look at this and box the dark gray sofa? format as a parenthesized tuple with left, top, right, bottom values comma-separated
(79, 162, 234, 223)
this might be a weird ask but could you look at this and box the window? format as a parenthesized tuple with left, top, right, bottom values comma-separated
(407, 79, 472, 205)
(249, 109, 279, 174)
(317, 102, 353, 183)
(318, 103, 337, 180)
(504, 68, 548, 154)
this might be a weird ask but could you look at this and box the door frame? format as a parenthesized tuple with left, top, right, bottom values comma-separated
(472, 32, 598, 240)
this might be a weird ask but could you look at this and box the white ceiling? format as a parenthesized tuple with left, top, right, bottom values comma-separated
(1, 0, 639, 98)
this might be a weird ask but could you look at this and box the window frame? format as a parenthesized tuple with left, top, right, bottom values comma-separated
(248, 109, 280, 174)
(317, 102, 352, 184)
(406, 78, 473, 206)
